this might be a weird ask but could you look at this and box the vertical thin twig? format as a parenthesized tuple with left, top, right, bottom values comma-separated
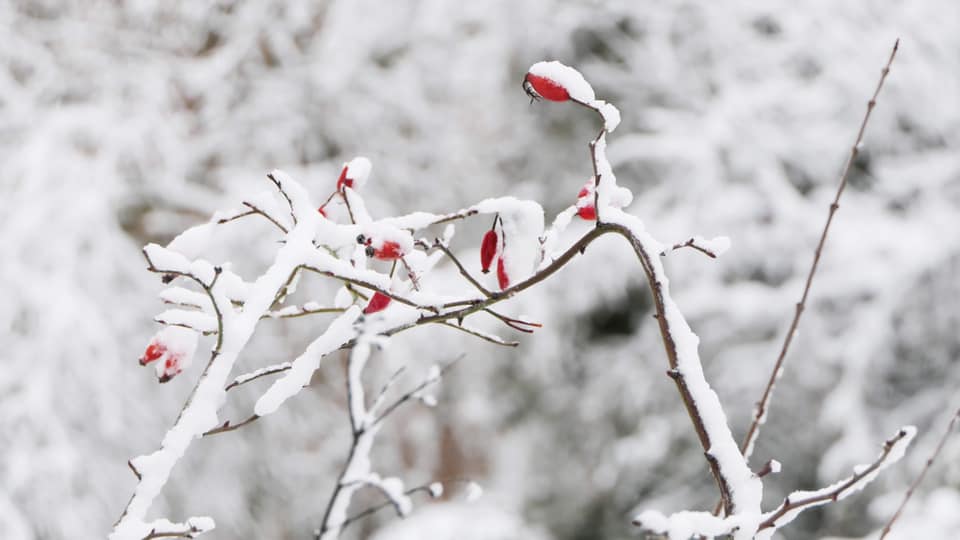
(737, 38, 901, 466)
(879, 407, 960, 539)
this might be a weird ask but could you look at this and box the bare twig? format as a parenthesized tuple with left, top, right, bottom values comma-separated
(880, 407, 960, 539)
(339, 484, 442, 532)
(663, 238, 719, 259)
(422, 239, 492, 297)
(242, 201, 289, 234)
(439, 321, 518, 347)
(225, 363, 292, 391)
(482, 308, 542, 333)
(215, 208, 257, 225)
(201, 415, 260, 437)
(266, 172, 297, 227)
(371, 357, 461, 426)
(758, 427, 913, 531)
(737, 38, 901, 467)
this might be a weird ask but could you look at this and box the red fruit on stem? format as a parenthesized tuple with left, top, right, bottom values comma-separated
(371, 241, 404, 261)
(335, 165, 353, 191)
(363, 292, 392, 314)
(497, 257, 510, 290)
(139, 342, 166, 366)
(317, 206, 327, 218)
(480, 229, 498, 274)
(523, 73, 570, 102)
(158, 354, 182, 383)
(577, 205, 597, 221)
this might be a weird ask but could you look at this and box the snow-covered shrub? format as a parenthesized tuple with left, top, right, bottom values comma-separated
(111, 56, 916, 540)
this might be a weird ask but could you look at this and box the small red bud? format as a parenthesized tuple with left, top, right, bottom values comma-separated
(523, 73, 570, 102)
(576, 205, 597, 221)
(318, 205, 327, 218)
(497, 257, 510, 290)
(139, 342, 166, 366)
(480, 230, 498, 274)
(363, 292, 392, 314)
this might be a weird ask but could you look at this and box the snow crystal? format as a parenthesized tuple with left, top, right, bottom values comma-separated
(464, 481, 483, 502)
(527, 61, 596, 103)
(428, 482, 444, 498)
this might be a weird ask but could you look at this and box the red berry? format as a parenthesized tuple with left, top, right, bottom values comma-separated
(372, 241, 404, 261)
(336, 165, 353, 191)
(480, 229, 498, 274)
(139, 342, 166, 366)
(363, 292, 392, 314)
(158, 354, 182, 383)
(576, 205, 597, 221)
(318, 206, 327, 218)
(524, 73, 570, 102)
(497, 257, 510, 290)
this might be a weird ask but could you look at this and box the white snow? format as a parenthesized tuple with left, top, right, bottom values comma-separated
(253, 307, 361, 417)
(344, 156, 373, 189)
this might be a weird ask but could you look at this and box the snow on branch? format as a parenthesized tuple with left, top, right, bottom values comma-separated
(756, 427, 915, 537)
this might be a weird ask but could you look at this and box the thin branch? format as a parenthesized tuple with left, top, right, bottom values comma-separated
(439, 321, 519, 347)
(225, 362, 292, 391)
(758, 427, 913, 531)
(371, 356, 462, 426)
(266, 172, 297, 227)
(483, 308, 542, 333)
(263, 305, 346, 320)
(422, 239, 492, 297)
(201, 414, 259, 437)
(241, 201, 289, 234)
(737, 38, 900, 465)
(339, 484, 440, 532)
(880, 407, 960, 539)
(215, 208, 258, 225)
(663, 238, 719, 259)
(424, 208, 479, 227)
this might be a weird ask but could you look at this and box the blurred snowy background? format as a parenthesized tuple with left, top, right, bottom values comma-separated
(2, 0, 959, 538)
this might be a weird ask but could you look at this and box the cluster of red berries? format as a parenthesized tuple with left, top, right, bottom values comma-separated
(139, 338, 185, 383)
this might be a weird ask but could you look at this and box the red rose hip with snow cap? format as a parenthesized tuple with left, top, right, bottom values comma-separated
(523, 61, 596, 104)
(336, 156, 372, 191)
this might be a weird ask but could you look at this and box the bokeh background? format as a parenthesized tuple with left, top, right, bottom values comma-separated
(2, 1, 959, 538)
